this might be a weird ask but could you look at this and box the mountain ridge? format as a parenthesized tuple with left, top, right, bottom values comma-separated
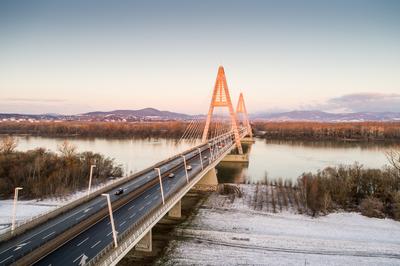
(1, 108, 400, 122)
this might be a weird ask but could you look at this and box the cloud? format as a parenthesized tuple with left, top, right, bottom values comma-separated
(303, 93, 400, 113)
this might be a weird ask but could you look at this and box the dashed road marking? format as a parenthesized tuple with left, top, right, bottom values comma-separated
(42, 231, 55, 240)
(77, 237, 89, 247)
(91, 240, 101, 249)
(75, 214, 86, 221)
(0, 255, 13, 264)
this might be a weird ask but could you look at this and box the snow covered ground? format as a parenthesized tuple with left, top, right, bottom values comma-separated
(0, 178, 119, 234)
(157, 185, 400, 265)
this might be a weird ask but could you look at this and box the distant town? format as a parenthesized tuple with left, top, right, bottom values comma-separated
(1, 108, 400, 123)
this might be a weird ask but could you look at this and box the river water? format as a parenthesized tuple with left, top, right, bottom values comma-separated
(15, 136, 395, 183)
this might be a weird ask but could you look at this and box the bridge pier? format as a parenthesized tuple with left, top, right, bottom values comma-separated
(221, 141, 253, 163)
(241, 137, 255, 144)
(168, 199, 181, 218)
(192, 167, 218, 191)
(135, 229, 152, 252)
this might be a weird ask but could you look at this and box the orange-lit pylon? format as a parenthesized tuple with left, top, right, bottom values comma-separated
(202, 66, 243, 154)
(236, 92, 253, 138)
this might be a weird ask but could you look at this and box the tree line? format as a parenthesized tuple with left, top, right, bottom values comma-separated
(296, 162, 400, 220)
(0, 121, 187, 139)
(253, 121, 400, 142)
(0, 137, 123, 199)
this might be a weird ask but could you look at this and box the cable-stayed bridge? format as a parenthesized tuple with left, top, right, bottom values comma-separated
(0, 66, 253, 266)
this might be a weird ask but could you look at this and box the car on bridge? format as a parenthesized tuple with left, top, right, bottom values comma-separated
(115, 188, 124, 195)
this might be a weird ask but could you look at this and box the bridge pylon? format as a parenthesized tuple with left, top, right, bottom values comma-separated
(236, 92, 253, 139)
(202, 66, 243, 154)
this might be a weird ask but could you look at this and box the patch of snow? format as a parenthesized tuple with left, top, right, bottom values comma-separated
(0, 178, 121, 234)
(158, 185, 400, 265)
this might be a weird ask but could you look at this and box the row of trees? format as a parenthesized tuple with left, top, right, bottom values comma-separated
(0, 121, 187, 139)
(0, 137, 123, 199)
(296, 162, 400, 220)
(253, 121, 400, 141)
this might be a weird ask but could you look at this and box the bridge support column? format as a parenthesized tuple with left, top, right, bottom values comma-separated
(135, 229, 152, 252)
(168, 199, 181, 218)
(241, 137, 255, 144)
(193, 167, 218, 191)
(221, 153, 249, 162)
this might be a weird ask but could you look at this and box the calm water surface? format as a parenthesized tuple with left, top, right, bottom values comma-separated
(15, 136, 396, 183)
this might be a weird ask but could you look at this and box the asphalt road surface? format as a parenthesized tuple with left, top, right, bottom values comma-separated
(0, 144, 215, 266)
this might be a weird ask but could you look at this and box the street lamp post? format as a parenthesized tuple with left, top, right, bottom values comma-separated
(154, 168, 165, 204)
(102, 193, 118, 248)
(87, 164, 96, 197)
(181, 155, 189, 184)
(11, 187, 23, 232)
(198, 148, 204, 170)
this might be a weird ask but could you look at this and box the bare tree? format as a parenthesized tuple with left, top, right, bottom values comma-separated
(385, 149, 400, 172)
(57, 140, 77, 158)
(0, 136, 18, 153)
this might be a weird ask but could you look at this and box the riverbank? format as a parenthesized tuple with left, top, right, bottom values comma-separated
(155, 184, 400, 265)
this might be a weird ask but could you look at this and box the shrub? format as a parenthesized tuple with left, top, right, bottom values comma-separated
(360, 197, 385, 218)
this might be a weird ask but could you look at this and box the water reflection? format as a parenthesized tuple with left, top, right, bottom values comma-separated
(216, 138, 397, 184)
(14, 136, 396, 184)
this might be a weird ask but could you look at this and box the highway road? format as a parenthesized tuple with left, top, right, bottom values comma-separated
(0, 144, 213, 266)
(34, 147, 213, 265)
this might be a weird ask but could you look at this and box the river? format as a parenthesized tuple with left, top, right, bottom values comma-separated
(15, 136, 395, 183)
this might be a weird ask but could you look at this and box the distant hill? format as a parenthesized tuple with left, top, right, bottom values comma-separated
(80, 108, 192, 120)
(251, 110, 400, 122)
(1, 109, 400, 122)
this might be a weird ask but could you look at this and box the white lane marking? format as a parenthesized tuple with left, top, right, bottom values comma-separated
(129, 213, 136, 219)
(77, 237, 89, 247)
(0, 255, 13, 264)
(139, 206, 144, 211)
(91, 240, 101, 249)
(128, 204, 135, 210)
(145, 194, 150, 199)
(79, 254, 88, 266)
(153, 196, 158, 200)
(13, 241, 30, 251)
(83, 207, 92, 213)
(73, 253, 85, 263)
(42, 231, 55, 239)
(107, 231, 113, 236)
(107, 221, 111, 225)
(119, 221, 126, 227)
(75, 214, 86, 221)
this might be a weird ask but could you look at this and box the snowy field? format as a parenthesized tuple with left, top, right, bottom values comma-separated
(158, 185, 400, 266)
(0, 179, 118, 234)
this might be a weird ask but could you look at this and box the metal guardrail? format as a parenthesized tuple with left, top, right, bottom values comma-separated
(88, 133, 239, 266)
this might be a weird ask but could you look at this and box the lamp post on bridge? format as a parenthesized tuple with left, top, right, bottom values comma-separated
(87, 164, 96, 197)
(181, 155, 189, 184)
(197, 148, 204, 170)
(102, 193, 118, 248)
(11, 187, 23, 232)
(154, 168, 165, 204)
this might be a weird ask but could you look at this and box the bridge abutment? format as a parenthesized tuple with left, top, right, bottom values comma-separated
(168, 199, 181, 218)
(135, 229, 152, 252)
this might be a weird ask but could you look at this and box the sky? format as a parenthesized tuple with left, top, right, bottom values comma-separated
(0, 0, 400, 115)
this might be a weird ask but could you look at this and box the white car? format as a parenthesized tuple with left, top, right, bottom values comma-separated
(168, 173, 175, 178)
(186, 165, 192, 171)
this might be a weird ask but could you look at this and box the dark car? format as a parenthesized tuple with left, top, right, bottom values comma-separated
(115, 188, 124, 195)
